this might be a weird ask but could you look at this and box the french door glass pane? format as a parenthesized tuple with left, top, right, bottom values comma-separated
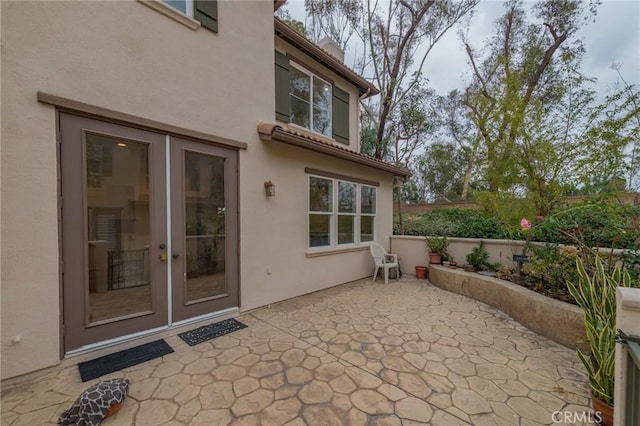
(184, 151, 226, 302)
(86, 134, 152, 323)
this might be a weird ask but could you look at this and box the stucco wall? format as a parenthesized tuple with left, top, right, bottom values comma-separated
(390, 236, 528, 274)
(429, 266, 587, 351)
(240, 140, 394, 311)
(1, 1, 392, 380)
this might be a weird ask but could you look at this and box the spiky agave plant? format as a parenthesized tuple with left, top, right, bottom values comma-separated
(567, 256, 634, 405)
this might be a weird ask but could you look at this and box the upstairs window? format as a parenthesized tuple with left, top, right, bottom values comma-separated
(162, 0, 218, 32)
(290, 64, 332, 137)
(275, 51, 350, 145)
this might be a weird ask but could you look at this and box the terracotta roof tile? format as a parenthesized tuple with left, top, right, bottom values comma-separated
(257, 121, 411, 177)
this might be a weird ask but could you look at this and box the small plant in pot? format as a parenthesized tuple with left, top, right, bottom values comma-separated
(425, 236, 448, 264)
(448, 256, 457, 269)
(567, 256, 638, 426)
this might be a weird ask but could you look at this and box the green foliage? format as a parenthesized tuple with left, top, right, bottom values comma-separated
(523, 244, 579, 302)
(620, 249, 640, 282)
(465, 241, 500, 271)
(397, 200, 639, 252)
(398, 209, 506, 238)
(404, 142, 466, 203)
(567, 256, 638, 405)
(475, 191, 537, 236)
(425, 236, 449, 255)
(529, 199, 640, 250)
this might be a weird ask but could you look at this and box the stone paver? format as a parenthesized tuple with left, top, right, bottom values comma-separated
(1, 278, 593, 425)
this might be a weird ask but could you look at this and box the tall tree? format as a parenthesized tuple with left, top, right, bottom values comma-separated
(439, 90, 483, 199)
(462, 0, 598, 213)
(610, 62, 640, 191)
(364, 0, 479, 160)
(304, 0, 363, 51)
(405, 142, 467, 202)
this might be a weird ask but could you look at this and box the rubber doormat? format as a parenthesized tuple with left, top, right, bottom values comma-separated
(78, 339, 174, 382)
(178, 318, 248, 346)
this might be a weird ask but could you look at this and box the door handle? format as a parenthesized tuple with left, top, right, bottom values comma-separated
(159, 254, 168, 261)
(172, 253, 180, 259)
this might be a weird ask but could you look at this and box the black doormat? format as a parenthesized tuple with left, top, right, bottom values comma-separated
(78, 339, 174, 382)
(178, 318, 248, 346)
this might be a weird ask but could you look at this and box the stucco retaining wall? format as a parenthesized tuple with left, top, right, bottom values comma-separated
(390, 236, 528, 273)
(428, 265, 588, 352)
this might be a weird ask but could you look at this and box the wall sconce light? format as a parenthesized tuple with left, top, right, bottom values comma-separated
(264, 181, 275, 197)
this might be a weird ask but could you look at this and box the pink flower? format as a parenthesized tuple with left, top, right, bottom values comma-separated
(521, 218, 531, 230)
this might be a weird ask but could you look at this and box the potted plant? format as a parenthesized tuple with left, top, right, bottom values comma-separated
(448, 256, 457, 269)
(567, 256, 636, 426)
(415, 266, 428, 279)
(425, 236, 448, 264)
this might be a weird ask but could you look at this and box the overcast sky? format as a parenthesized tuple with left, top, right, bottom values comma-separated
(285, 0, 640, 97)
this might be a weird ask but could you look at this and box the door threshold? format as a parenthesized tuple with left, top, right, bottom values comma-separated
(63, 307, 239, 362)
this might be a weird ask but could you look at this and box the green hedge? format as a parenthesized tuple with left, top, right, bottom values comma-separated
(396, 201, 640, 250)
(529, 201, 640, 250)
(397, 209, 507, 239)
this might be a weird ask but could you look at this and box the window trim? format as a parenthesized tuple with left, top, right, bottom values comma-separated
(138, 0, 201, 30)
(360, 184, 377, 243)
(337, 181, 357, 245)
(289, 61, 333, 139)
(307, 174, 377, 250)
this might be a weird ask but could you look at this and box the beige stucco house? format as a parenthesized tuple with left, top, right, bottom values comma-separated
(0, 0, 409, 381)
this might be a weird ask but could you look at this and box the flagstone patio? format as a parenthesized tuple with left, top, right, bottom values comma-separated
(1, 278, 593, 425)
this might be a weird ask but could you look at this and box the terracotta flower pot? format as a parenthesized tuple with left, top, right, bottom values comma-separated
(448, 261, 457, 269)
(428, 252, 442, 264)
(591, 393, 613, 426)
(415, 266, 428, 279)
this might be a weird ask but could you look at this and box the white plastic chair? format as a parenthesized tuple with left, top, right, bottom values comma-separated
(370, 243, 400, 285)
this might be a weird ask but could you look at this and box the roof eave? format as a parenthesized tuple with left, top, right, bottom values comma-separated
(258, 126, 411, 178)
(274, 18, 379, 98)
(274, 0, 286, 12)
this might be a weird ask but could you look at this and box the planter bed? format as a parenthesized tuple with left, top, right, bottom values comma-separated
(428, 265, 588, 352)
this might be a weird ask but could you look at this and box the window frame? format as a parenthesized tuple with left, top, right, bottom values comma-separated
(143, 0, 217, 32)
(162, 0, 194, 16)
(360, 184, 377, 243)
(289, 62, 333, 138)
(307, 175, 377, 250)
(308, 176, 334, 249)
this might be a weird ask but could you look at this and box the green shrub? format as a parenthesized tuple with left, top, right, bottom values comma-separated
(397, 209, 506, 239)
(397, 200, 640, 251)
(621, 249, 640, 282)
(465, 241, 500, 271)
(529, 200, 640, 250)
(523, 244, 580, 300)
(425, 236, 449, 255)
